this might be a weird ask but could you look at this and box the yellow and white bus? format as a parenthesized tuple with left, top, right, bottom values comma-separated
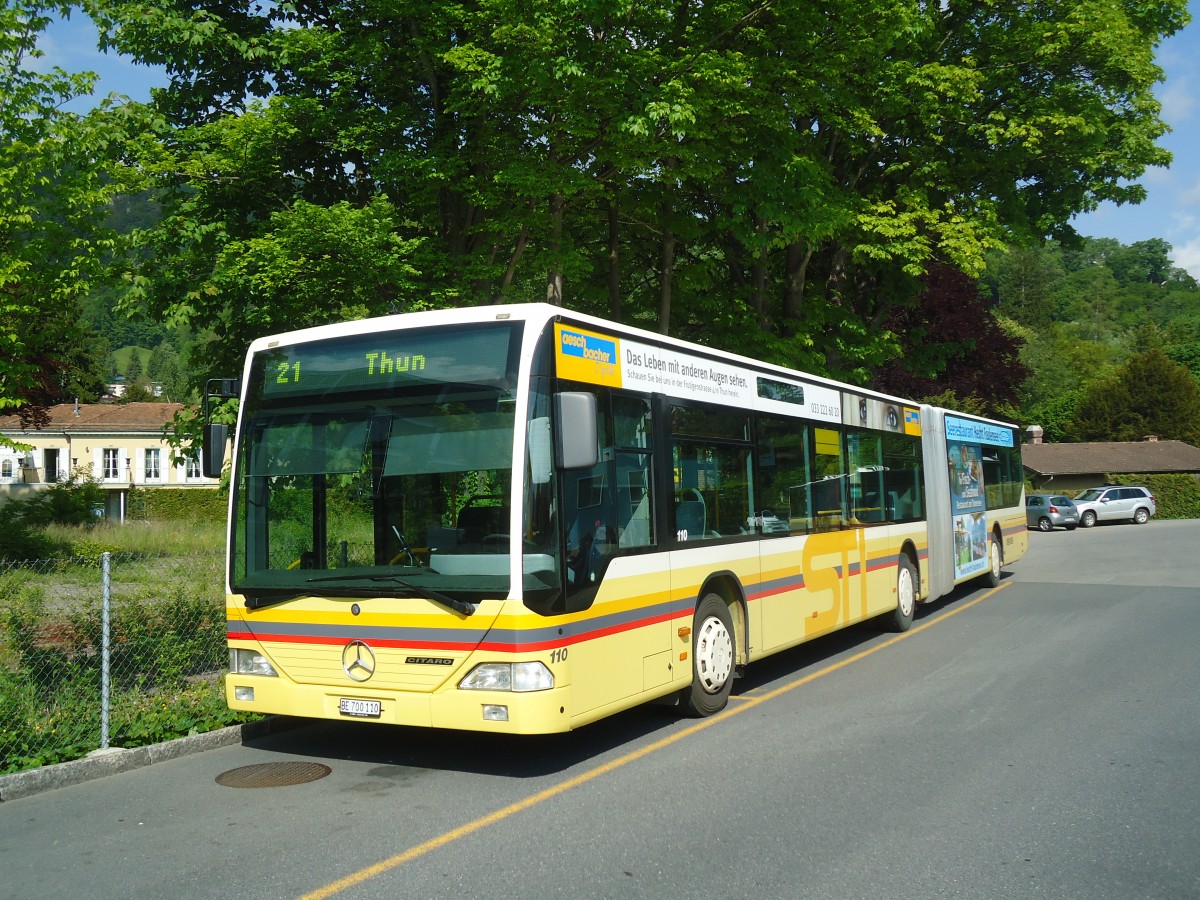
(204, 303, 1027, 733)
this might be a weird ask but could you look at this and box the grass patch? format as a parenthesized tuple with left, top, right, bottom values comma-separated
(42, 520, 226, 558)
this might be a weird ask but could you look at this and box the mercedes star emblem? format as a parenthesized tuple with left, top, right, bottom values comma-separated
(341, 640, 376, 682)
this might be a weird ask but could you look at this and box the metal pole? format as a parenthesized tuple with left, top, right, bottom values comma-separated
(101, 551, 111, 750)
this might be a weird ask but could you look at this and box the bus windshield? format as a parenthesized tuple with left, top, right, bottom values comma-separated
(230, 321, 531, 604)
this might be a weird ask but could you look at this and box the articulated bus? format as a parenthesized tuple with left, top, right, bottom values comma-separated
(203, 303, 1027, 733)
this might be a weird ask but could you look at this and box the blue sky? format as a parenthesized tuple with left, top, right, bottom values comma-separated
(38, 6, 1200, 278)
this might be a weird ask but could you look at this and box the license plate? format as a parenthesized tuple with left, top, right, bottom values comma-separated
(339, 698, 381, 718)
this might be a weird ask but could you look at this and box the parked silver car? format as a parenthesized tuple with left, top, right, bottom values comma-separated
(1072, 485, 1157, 527)
(1026, 493, 1080, 531)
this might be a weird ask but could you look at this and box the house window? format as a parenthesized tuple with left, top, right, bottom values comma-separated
(1, 459, 12, 479)
(103, 448, 120, 480)
(145, 448, 161, 481)
(186, 456, 201, 480)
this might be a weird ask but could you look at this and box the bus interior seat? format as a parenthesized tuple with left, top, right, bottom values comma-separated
(886, 489, 917, 521)
(457, 503, 508, 545)
(426, 525, 458, 550)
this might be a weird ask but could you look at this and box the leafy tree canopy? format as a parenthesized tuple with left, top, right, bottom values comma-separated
(1073, 348, 1200, 445)
(81, 0, 1187, 389)
(0, 1, 150, 439)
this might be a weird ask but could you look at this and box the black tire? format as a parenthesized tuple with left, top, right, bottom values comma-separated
(984, 533, 1003, 587)
(1080, 510, 1096, 528)
(1133, 507, 1150, 525)
(1065, 524, 1077, 531)
(885, 557, 917, 632)
(1037, 516, 1052, 532)
(683, 594, 735, 717)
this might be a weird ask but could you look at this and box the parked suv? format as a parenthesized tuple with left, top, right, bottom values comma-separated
(1072, 485, 1156, 527)
(1026, 493, 1080, 531)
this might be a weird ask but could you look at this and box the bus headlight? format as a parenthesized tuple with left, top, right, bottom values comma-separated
(230, 648, 278, 676)
(459, 661, 554, 692)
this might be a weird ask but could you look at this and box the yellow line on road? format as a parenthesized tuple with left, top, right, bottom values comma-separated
(299, 582, 1010, 899)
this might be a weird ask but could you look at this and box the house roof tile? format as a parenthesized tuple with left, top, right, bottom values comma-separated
(0, 403, 183, 434)
(1022, 440, 1200, 476)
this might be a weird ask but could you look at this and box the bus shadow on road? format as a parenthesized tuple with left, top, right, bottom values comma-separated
(240, 578, 1000, 780)
(732, 575, 1002, 696)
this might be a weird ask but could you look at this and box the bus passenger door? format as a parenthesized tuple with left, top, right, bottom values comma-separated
(562, 392, 674, 718)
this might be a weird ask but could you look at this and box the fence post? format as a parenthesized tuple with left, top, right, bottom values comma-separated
(101, 551, 111, 750)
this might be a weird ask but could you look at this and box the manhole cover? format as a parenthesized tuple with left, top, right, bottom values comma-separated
(215, 762, 332, 788)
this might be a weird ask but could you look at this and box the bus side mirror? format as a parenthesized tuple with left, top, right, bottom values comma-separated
(202, 423, 229, 479)
(555, 392, 598, 470)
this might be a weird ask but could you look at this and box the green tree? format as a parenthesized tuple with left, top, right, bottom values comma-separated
(1073, 348, 1200, 444)
(983, 244, 1066, 329)
(0, 2, 144, 437)
(86, 0, 1188, 387)
(1163, 318, 1200, 385)
(125, 347, 144, 383)
(1019, 322, 1119, 410)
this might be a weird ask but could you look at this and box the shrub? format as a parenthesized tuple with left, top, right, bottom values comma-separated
(1105, 473, 1200, 519)
(0, 522, 58, 562)
(126, 487, 227, 523)
(9, 476, 106, 528)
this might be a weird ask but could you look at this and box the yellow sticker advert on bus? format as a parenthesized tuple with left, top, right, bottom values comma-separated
(904, 406, 922, 436)
(555, 323, 623, 388)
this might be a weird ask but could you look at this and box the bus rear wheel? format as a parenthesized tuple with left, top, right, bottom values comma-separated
(985, 533, 1003, 587)
(683, 594, 734, 717)
(885, 558, 917, 632)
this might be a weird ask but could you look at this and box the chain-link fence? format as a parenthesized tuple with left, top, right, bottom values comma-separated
(0, 552, 255, 775)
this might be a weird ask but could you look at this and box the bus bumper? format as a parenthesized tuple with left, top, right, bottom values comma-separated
(225, 675, 574, 734)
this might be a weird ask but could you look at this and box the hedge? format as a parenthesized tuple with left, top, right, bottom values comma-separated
(1104, 474, 1200, 520)
(126, 488, 228, 523)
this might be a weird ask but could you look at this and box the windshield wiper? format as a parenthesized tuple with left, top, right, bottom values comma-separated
(243, 589, 308, 610)
(305, 573, 476, 616)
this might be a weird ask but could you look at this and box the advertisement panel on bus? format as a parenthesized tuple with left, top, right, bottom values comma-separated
(945, 415, 1015, 580)
(553, 321, 843, 423)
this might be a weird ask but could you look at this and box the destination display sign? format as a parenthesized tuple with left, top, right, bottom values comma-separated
(257, 323, 515, 399)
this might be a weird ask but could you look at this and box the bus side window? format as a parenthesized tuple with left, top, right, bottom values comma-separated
(562, 388, 614, 601)
(612, 395, 654, 549)
(811, 426, 845, 532)
(846, 429, 885, 525)
(617, 460, 653, 547)
(882, 432, 923, 523)
(755, 415, 812, 535)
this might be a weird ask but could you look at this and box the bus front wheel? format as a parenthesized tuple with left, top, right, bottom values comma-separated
(683, 594, 734, 717)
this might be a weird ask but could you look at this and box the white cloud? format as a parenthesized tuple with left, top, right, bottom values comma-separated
(1171, 236, 1200, 279)
(1158, 74, 1196, 130)
(1179, 177, 1200, 209)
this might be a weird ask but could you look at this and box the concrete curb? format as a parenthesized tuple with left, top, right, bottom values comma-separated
(0, 716, 301, 803)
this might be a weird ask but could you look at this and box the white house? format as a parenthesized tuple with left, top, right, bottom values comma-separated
(0, 402, 220, 520)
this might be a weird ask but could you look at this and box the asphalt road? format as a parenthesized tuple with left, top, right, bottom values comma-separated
(2, 520, 1198, 899)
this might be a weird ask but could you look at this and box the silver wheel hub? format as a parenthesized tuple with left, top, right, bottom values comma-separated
(898, 568, 914, 617)
(695, 615, 733, 694)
